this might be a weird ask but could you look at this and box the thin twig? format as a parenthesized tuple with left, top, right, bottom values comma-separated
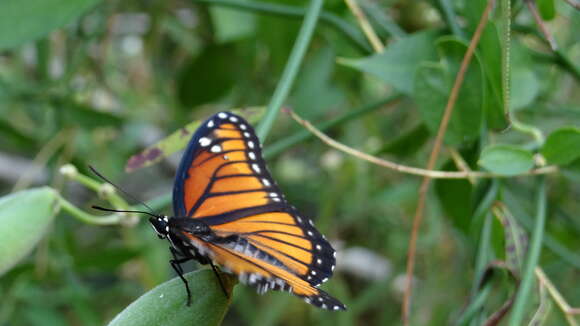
(344, 0, 384, 52)
(448, 148, 476, 184)
(402, 1, 496, 324)
(524, 0, 558, 51)
(535, 268, 580, 326)
(288, 110, 558, 179)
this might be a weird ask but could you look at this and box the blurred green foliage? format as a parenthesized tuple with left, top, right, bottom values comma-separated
(0, 0, 579, 325)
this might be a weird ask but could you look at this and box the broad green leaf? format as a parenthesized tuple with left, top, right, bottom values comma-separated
(478, 23, 508, 129)
(414, 38, 484, 145)
(107, 269, 234, 326)
(435, 161, 473, 233)
(0, 0, 101, 50)
(479, 144, 534, 175)
(338, 29, 440, 94)
(125, 107, 265, 172)
(541, 127, 580, 165)
(463, 0, 488, 32)
(0, 187, 58, 276)
(537, 0, 555, 21)
(510, 42, 540, 111)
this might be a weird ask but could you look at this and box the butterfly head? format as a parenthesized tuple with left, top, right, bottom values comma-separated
(149, 215, 170, 239)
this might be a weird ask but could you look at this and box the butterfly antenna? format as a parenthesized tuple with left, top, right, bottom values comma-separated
(92, 205, 161, 218)
(88, 165, 155, 213)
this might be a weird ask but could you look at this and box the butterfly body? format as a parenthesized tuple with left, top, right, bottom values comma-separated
(152, 111, 346, 311)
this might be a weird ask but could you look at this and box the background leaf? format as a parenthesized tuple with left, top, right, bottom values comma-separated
(0, 187, 58, 276)
(413, 38, 484, 145)
(0, 0, 102, 50)
(338, 29, 440, 94)
(540, 127, 580, 165)
(479, 144, 535, 175)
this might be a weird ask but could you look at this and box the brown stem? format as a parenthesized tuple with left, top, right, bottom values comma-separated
(288, 110, 558, 179)
(402, 1, 496, 324)
(524, 0, 558, 51)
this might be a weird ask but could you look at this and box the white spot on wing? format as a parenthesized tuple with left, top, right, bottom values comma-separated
(199, 137, 211, 147)
(210, 145, 221, 153)
(240, 124, 247, 130)
(316, 244, 322, 250)
(262, 179, 271, 186)
(248, 152, 256, 160)
(243, 132, 250, 138)
(207, 120, 214, 128)
(252, 164, 261, 173)
(247, 141, 255, 149)
(229, 116, 238, 122)
(218, 112, 227, 119)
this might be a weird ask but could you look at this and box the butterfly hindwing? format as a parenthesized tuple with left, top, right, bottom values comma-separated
(171, 111, 344, 310)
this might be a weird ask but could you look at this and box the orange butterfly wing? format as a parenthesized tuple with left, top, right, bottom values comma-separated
(172, 111, 344, 310)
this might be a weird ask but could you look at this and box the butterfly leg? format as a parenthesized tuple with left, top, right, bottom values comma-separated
(209, 260, 229, 299)
(169, 247, 193, 306)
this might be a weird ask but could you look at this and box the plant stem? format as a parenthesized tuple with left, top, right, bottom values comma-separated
(58, 195, 121, 225)
(256, 0, 325, 142)
(508, 176, 547, 326)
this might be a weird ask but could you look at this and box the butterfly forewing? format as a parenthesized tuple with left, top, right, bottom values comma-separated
(172, 111, 344, 310)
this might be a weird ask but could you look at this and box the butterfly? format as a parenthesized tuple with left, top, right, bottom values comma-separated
(148, 111, 346, 311)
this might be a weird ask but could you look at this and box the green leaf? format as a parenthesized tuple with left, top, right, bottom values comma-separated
(493, 204, 528, 274)
(537, 0, 555, 21)
(413, 38, 484, 145)
(338, 29, 440, 94)
(478, 23, 508, 129)
(479, 144, 535, 175)
(510, 43, 540, 111)
(107, 269, 234, 326)
(210, 2, 256, 43)
(125, 107, 264, 172)
(0, 0, 101, 50)
(0, 187, 58, 276)
(541, 126, 580, 165)
(435, 161, 473, 233)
